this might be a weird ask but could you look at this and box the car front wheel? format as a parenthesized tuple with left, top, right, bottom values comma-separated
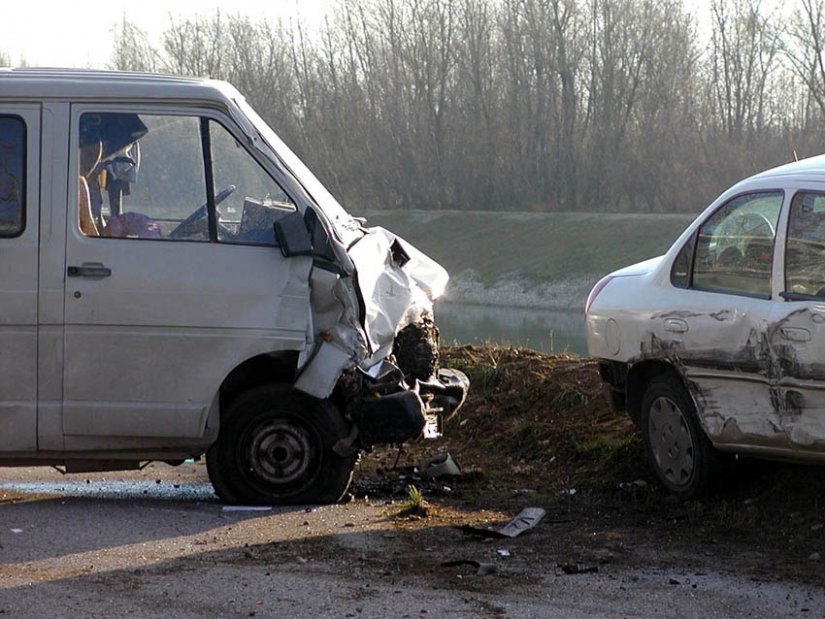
(640, 374, 716, 498)
(207, 384, 357, 505)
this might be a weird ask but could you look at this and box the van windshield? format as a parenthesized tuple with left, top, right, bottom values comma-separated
(235, 99, 363, 245)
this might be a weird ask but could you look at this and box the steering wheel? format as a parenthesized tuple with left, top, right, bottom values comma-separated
(738, 212, 775, 237)
(169, 185, 236, 239)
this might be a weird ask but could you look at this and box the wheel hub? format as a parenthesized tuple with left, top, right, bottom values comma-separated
(247, 419, 317, 487)
(648, 396, 695, 487)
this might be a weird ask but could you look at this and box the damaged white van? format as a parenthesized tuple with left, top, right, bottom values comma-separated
(587, 155, 825, 497)
(0, 69, 467, 504)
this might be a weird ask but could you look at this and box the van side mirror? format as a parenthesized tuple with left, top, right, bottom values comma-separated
(274, 210, 313, 257)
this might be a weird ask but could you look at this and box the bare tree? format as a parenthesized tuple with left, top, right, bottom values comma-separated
(163, 11, 228, 78)
(786, 0, 825, 127)
(709, 0, 780, 143)
(102, 0, 818, 215)
(110, 18, 163, 72)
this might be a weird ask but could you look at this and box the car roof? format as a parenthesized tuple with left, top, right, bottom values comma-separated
(747, 153, 825, 185)
(0, 68, 238, 103)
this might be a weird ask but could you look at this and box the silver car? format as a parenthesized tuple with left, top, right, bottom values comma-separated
(586, 156, 825, 496)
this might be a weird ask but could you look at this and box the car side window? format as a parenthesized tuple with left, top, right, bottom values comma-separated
(209, 120, 295, 246)
(0, 116, 26, 237)
(78, 112, 208, 241)
(691, 191, 782, 298)
(785, 192, 825, 298)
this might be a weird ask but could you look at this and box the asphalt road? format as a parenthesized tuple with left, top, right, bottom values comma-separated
(1, 463, 823, 618)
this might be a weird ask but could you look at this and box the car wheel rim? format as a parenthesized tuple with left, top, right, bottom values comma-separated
(245, 416, 319, 490)
(648, 396, 695, 487)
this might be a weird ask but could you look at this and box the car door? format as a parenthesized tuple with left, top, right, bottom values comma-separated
(768, 189, 825, 450)
(61, 106, 312, 448)
(0, 107, 39, 452)
(662, 190, 784, 443)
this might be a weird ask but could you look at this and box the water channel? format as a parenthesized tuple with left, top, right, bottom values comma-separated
(434, 301, 587, 357)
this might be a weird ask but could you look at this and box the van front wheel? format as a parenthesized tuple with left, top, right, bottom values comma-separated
(207, 385, 356, 505)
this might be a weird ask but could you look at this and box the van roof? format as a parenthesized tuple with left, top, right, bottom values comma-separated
(0, 68, 238, 102)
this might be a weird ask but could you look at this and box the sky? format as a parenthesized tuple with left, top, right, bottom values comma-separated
(2, 0, 334, 68)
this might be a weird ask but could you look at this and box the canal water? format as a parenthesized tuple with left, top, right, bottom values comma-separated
(434, 302, 587, 357)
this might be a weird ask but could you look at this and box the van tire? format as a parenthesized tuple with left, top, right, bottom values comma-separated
(207, 384, 356, 505)
(640, 375, 717, 498)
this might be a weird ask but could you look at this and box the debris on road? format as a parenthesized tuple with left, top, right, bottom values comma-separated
(440, 559, 499, 576)
(419, 453, 461, 478)
(558, 562, 599, 575)
(351, 451, 482, 501)
(459, 507, 546, 538)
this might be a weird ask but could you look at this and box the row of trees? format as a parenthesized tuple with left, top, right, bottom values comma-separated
(109, 0, 825, 213)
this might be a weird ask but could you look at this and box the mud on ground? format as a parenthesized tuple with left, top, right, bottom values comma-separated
(355, 346, 825, 586)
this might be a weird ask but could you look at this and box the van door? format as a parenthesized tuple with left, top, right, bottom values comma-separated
(61, 107, 311, 448)
(0, 107, 39, 451)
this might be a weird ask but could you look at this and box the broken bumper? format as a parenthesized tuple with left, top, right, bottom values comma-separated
(355, 367, 470, 447)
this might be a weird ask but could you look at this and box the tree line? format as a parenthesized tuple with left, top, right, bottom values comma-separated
(109, 0, 825, 214)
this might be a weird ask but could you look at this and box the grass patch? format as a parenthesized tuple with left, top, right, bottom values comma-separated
(359, 210, 695, 285)
(394, 485, 430, 519)
(574, 433, 638, 461)
(443, 345, 505, 399)
(551, 389, 589, 411)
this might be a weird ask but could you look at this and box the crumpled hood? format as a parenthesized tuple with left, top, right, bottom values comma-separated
(347, 227, 448, 365)
(294, 223, 449, 399)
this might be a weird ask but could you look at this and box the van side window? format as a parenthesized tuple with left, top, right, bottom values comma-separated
(691, 191, 782, 299)
(0, 116, 26, 237)
(785, 192, 825, 297)
(78, 113, 208, 241)
(209, 120, 295, 246)
(76, 113, 295, 245)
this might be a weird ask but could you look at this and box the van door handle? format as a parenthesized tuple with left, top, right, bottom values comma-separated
(780, 327, 811, 342)
(664, 318, 688, 333)
(67, 263, 112, 278)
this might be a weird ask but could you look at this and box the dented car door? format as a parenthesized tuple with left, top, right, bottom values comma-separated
(658, 191, 785, 446)
(766, 190, 825, 451)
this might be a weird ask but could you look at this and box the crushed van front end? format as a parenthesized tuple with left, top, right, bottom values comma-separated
(234, 98, 469, 450)
(289, 221, 468, 450)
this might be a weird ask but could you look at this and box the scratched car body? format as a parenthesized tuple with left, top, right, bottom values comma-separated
(0, 69, 467, 505)
(586, 155, 825, 496)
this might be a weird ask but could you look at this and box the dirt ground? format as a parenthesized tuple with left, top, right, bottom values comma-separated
(2, 346, 825, 617)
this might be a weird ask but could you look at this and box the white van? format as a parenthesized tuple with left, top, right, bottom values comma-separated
(0, 68, 467, 504)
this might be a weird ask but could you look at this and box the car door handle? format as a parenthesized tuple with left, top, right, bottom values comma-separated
(780, 327, 811, 342)
(664, 318, 688, 333)
(67, 263, 112, 278)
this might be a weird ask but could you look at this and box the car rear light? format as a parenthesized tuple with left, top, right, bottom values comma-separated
(585, 275, 614, 315)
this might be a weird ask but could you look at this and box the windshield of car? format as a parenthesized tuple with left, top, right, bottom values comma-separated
(233, 98, 363, 246)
